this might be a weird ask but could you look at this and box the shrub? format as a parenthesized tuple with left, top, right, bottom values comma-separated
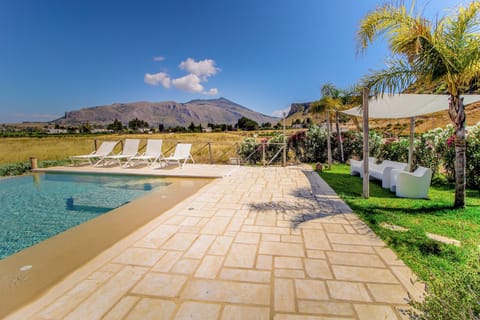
(0, 162, 31, 176)
(377, 137, 409, 163)
(0, 159, 71, 177)
(466, 123, 480, 190)
(238, 137, 260, 164)
(304, 125, 328, 162)
(288, 131, 307, 161)
(267, 133, 287, 162)
(409, 267, 480, 320)
(415, 128, 445, 177)
(341, 131, 363, 160)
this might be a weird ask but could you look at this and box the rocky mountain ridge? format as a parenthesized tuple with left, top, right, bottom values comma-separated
(54, 98, 279, 128)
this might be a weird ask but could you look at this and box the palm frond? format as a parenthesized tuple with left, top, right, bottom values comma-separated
(320, 83, 340, 98)
(360, 57, 418, 96)
(309, 97, 338, 114)
(357, 3, 432, 56)
(439, 2, 480, 79)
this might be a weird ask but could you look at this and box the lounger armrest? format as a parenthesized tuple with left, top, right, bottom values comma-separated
(349, 159, 363, 176)
(382, 167, 396, 189)
(388, 168, 403, 191)
(350, 159, 362, 166)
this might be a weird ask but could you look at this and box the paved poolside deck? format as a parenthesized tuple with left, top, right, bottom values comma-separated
(9, 165, 424, 320)
(39, 163, 240, 178)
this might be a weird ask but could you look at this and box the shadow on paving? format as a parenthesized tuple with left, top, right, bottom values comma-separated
(247, 169, 353, 230)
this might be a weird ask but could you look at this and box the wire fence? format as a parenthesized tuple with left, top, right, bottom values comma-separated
(94, 139, 288, 166)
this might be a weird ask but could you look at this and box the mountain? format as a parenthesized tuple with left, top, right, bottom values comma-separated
(54, 98, 279, 128)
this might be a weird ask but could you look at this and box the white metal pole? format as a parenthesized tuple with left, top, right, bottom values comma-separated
(283, 112, 286, 166)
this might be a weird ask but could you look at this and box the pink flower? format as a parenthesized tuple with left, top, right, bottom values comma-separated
(447, 136, 455, 147)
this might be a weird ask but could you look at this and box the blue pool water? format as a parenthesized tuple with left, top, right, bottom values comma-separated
(0, 172, 170, 259)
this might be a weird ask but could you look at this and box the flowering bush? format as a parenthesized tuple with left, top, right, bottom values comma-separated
(369, 131, 383, 158)
(377, 137, 409, 163)
(465, 123, 480, 190)
(240, 122, 480, 190)
(238, 137, 260, 164)
(415, 128, 443, 176)
(304, 125, 329, 162)
(238, 133, 290, 164)
(341, 131, 363, 160)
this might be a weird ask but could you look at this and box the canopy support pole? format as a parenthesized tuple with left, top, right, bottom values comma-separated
(362, 88, 370, 199)
(408, 117, 415, 172)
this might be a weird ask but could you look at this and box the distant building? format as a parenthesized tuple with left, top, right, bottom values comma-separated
(46, 128, 68, 134)
(91, 128, 113, 133)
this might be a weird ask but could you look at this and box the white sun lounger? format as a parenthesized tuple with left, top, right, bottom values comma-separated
(124, 139, 164, 168)
(100, 139, 140, 166)
(70, 141, 119, 166)
(164, 143, 194, 168)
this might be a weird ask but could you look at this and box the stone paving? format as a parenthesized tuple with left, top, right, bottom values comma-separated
(9, 165, 424, 320)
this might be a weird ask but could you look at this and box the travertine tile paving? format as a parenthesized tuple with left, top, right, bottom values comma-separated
(10, 165, 424, 320)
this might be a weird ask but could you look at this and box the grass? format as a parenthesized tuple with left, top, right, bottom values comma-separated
(0, 132, 249, 166)
(318, 164, 480, 281)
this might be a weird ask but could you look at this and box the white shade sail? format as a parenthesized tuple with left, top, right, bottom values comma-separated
(342, 94, 480, 119)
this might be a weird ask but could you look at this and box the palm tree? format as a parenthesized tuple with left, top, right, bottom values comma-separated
(357, 1, 480, 208)
(310, 83, 338, 166)
(311, 83, 360, 164)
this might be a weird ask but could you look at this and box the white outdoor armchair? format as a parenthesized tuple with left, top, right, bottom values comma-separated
(395, 166, 432, 199)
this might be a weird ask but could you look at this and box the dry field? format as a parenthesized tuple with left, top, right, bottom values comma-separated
(0, 132, 253, 166)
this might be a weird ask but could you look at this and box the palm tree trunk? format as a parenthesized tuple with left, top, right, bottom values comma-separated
(326, 110, 332, 166)
(352, 117, 362, 132)
(335, 111, 344, 163)
(448, 94, 466, 208)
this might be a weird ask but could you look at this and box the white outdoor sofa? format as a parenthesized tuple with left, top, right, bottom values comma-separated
(350, 157, 376, 177)
(393, 166, 432, 199)
(370, 160, 408, 188)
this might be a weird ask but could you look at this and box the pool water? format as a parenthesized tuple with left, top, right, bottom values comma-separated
(0, 172, 170, 259)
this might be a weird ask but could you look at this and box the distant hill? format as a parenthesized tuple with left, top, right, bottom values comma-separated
(54, 98, 279, 128)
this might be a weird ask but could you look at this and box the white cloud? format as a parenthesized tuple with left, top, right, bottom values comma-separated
(179, 58, 219, 80)
(172, 74, 204, 93)
(203, 88, 218, 95)
(153, 56, 165, 61)
(144, 72, 171, 88)
(271, 107, 290, 117)
(145, 57, 220, 95)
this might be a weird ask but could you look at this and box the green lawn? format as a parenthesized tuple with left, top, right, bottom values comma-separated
(318, 164, 480, 281)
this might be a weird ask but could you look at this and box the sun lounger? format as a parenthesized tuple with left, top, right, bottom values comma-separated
(370, 160, 408, 188)
(70, 141, 119, 166)
(350, 157, 376, 177)
(164, 143, 194, 168)
(101, 139, 140, 166)
(124, 139, 164, 168)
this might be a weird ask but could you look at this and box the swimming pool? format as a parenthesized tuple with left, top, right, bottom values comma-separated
(0, 172, 171, 259)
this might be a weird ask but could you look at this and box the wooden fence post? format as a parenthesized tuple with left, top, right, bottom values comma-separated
(262, 140, 266, 166)
(208, 142, 214, 164)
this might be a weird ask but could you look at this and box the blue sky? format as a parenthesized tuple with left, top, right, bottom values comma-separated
(0, 0, 468, 123)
